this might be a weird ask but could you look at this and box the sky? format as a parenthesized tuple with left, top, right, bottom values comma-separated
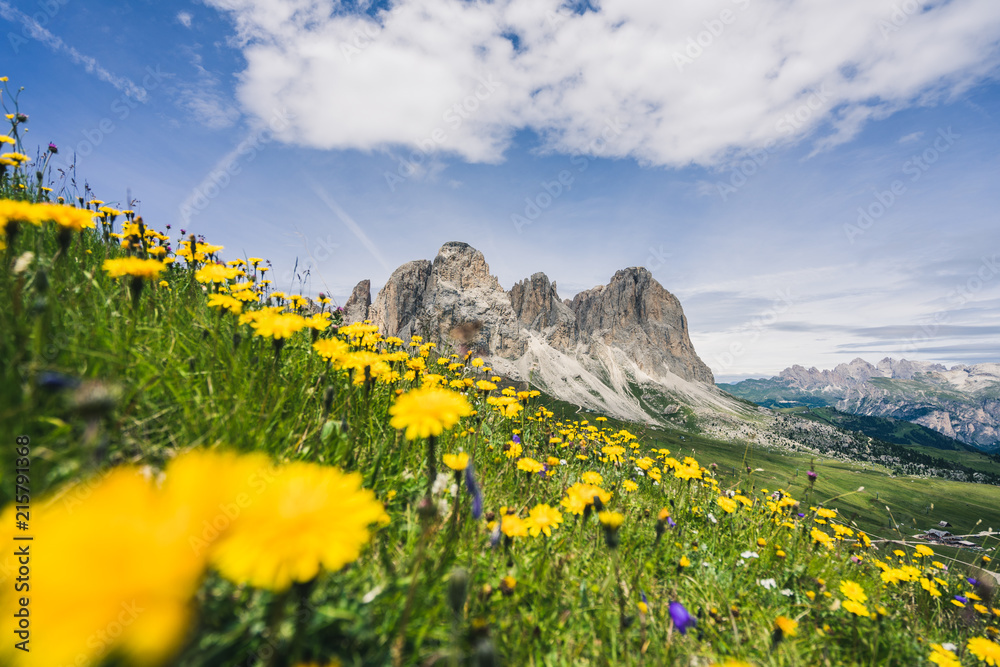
(3, 0, 1000, 382)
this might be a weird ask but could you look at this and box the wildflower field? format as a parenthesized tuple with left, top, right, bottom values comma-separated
(2, 79, 1000, 667)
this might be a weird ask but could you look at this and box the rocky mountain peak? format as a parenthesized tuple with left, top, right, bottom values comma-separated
(356, 241, 719, 421)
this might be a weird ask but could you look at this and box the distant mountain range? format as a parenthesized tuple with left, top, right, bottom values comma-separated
(719, 358, 1000, 452)
(340, 244, 999, 481)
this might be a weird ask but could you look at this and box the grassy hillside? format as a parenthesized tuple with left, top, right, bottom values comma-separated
(3, 82, 1000, 667)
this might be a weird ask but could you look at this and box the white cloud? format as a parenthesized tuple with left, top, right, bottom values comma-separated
(206, 0, 1000, 167)
(177, 11, 193, 28)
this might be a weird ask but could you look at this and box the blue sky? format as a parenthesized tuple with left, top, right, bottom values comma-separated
(3, 0, 1000, 381)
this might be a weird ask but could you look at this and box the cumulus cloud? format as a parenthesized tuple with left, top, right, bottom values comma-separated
(205, 0, 1000, 167)
(177, 11, 194, 28)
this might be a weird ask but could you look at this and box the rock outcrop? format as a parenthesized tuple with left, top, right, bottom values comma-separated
(356, 242, 723, 423)
(343, 279, 371, 324)
(368, 260, 432, 339)
(569, 268, 714, 384)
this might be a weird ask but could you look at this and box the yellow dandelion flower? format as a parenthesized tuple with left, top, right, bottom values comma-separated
(581, 471, 603, 485)
(501, 514, 528, 538)
(206, 293, 243, 314)
(313, 338, 350, 362)
(251, 312, 307, 339)
(389, 386, 473, 440)
(102, 257, 166, 280)
(598, 511, 624, 529)
(0, 468, 207, 667)
(968, 636, 1000, 665)
(775, 615, 798, 637)
(717, 496, 737, 514)
(842, 600, 870, 617)
(526, 504, 563, 537)
(210, 462, 387, 591)
(839, 581, 867, 604)
(443, 452, 470, 471)
(517, 457, 545, 474)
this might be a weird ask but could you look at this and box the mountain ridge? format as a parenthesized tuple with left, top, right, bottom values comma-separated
(345, 241, 726, 423)
(720, 358, 1000, 451)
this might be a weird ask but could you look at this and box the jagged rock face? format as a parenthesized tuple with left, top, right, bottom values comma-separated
(508, 272, 576, 348)
(362, 242, 720, 422)
(343, 279, 371, 324)
(419, 242, 526, 357)
(369, 243, 525, 357)
(368, 260, 432, 339)
(570, 268, 714, 384)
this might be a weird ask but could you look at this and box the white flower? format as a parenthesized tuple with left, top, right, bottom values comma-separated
(740, 551, 759, 559)
(942, 643, 957, 652)
(737, 559, 745, 567)
(431, 472, 451, 496)
(758, 578, 777, 590)
(780, 589, 794, 596)
(708, 513, 718, 524)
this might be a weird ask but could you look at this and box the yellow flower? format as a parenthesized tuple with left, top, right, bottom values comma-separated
(389, 386, 473, 440)
(598, 511, 624, 529)
(717, 496, 737, 514)
(0, 468, 207, 667)
(471, 357, 484, 367)
(839, 581, 867, 604)
(443, 452, 470, 471)
(581, 471, 603, 485)
(517, 457, 544, 473)
(195, 263, 241, 284)
(210, 462, 387, 591)
(476, 380, 497, 391)
(842, 600, 870, 617)
(968, 636, 1000, 665)
(102, 257, 166, 279)
(206, 293, 243, 314)
(501, 514, 528, 538)
(251, 312, 307, 339)
(929, 643, 962, 667)
(775, 615, 798, 637)
(914, 544, 934, 557)
(622, 480, 638, 492)
(526, 503, 563, 537)
(561, 483, 611, 515)
(39, 202, 97, 231)
(679, 555, 691, 568)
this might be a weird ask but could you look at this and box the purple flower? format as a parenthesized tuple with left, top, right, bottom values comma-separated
(966, 577, 978, 586)
(512, 434, 521, 444)
(955, 595, 968, 604)
(47, 142, 57, 153)
(667, 516, 676, 528)
(669, 601, 697, 635)
(464, 463, 483, 520)
(797, 513, 805, 518)
(807, 470, 818, 480)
